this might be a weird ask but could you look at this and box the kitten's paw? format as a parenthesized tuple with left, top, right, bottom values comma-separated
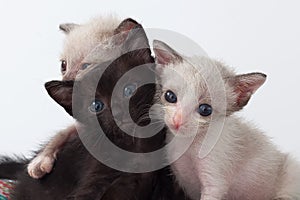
(27, 154, 55, 179)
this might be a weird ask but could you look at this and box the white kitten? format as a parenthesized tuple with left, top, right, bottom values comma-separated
(27, 16, 142, 179)
(59, 15, 121, 80)
(153, 40, 300, 200)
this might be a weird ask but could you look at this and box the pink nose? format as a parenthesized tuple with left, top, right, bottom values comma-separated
(173, 112, 182, 130)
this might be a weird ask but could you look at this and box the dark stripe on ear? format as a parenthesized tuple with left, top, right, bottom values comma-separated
(59, 23, 79, 34)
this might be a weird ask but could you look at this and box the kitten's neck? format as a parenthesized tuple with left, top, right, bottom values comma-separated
(186, 114, 256, 157)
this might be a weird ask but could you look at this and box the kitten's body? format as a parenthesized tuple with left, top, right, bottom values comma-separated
(28, 16, 138, 179)
(169, 117, 296, 200)
(154, 40, 300, 200)
(1, 25, 191, 200)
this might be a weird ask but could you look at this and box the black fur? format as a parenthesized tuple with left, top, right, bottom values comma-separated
(0, 19, 191, 200)
(0, 157, 27, 180)
(8, 137, 188, 199)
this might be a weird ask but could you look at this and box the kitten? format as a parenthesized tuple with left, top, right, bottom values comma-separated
(12, 26, 159, 199)
(28, 16, 141, 179)
(59, 15, 121, 80)
(2, 25, 190, 200)
(153, 40, 300, 200)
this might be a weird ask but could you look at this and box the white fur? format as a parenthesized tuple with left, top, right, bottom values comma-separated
(61, 15, 121, 80)
(156, 44, 300, 200)
(27, 124, 79, 179)
(28, 15, 121, 179)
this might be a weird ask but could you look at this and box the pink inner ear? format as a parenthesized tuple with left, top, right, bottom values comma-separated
(234, 73, 266, 108)
(119, 23, 136, 33)
(113, 19, 139, 45)
(114, 18, 139, 35)
(155, 49, 173, 65)
(235, 82, 254, 107)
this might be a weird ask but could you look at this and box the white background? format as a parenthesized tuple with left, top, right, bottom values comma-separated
(0, 0, 299, 160)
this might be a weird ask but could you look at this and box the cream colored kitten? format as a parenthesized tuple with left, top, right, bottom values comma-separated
(27, 16, 142, 179)
(59, 15, 121, 80)
(153, 40, 300, 200)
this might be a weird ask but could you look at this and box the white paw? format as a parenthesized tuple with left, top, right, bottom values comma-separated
(27, 154, 55, 179)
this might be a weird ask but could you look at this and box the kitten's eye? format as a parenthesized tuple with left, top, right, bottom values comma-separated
(124, 83, 137, 98)
(89, 100, 104, 113)
(165, 90, 177, 103)
(198, 104, 212, 116)
(61, 60, 67, 73)
(81, 63, 91, 70)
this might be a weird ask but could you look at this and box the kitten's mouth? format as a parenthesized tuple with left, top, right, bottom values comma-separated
(168, 123, 182, 132)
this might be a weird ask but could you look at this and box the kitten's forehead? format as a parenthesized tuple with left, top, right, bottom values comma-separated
(82, 42, 122, 64)
(161, 58, 204, 89)
(61, 16, 121, 65)
(161, 56, 235, 100)
(63, 32, 118, 65)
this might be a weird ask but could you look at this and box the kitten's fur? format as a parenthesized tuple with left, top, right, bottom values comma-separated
(27, 16, 141, 179)
(6, 26, 190, 200)
(60, 15, 121, 80)
(153, 40, 300, 200)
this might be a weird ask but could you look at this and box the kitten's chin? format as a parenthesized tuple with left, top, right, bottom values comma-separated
(167, 124, 199, 139)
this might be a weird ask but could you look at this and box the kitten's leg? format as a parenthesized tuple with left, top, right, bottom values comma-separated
(200, 189, 225, 200)
(197, 166, 228, 200)
(27, 123, 79, 179)
(199, 176, 228, 200)
(274, 155, 300, 200)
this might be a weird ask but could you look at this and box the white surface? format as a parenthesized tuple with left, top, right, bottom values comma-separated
(0, 0, 299, 159)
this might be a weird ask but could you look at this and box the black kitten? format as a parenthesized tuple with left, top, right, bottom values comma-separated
(1, 22, 190, 200)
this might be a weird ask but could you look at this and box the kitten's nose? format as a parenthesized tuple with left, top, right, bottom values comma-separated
(173, 111, 182, 130)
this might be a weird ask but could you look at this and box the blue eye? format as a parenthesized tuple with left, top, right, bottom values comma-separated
(198, 104, 212, 116)
(81, 63, 91, 70)
(89, 100, 104, 113)
(124, 83, 137, 98)
(165, 90, 177, 103)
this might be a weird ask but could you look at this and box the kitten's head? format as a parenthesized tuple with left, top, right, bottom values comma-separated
(153, 40, 266, 135)
(46, 24, 163, 153)
(59, 16, 142, 81)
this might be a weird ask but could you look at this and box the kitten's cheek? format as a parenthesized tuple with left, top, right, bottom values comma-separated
(165, 120, 172, 129)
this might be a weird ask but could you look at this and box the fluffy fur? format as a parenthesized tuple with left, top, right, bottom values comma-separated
(1, 25, 191, 200)
(27, 16, 141, 179)
(59, 15, 121, 80)
(153, 40, 300, 200)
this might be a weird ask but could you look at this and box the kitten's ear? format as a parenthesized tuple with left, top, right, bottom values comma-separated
(228, 72, 267, 111)
(122, 24, 150, 52)
(114, 18, 150, 51)
(45, 81, 74, 116)
(153, 40, 183, 65)
(59, 23, 79, 34)
(114, 18, 139, 35)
